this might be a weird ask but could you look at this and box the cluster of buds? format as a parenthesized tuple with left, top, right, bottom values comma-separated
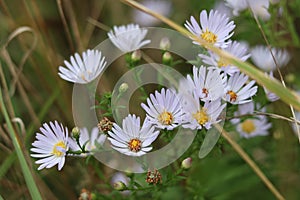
(146, 169, 162, 185)
(98, 117, 113, 133)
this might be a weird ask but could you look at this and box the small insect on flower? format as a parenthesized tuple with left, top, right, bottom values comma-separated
(141, 88, 184, 130)
(58, 49, 107, 84)
(30, 121, 69, 170)
(108, 114, 159, 156)
(185, 9, 235, 48)
(108, 23, 151, 53)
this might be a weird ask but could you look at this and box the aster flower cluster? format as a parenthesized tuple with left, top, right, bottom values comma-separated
(30, 5, 291, 172)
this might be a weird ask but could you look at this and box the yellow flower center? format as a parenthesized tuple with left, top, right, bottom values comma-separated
(128, 138, 142, 152)
(227, 90, 237, 102)
(193, 109, 209, 125)
(217, 57, 229, 68)
(201, 29, 217, 44)
(158, 110, 173, 125)
(241, 119, 256, 134)
(52, 141, 67, 157)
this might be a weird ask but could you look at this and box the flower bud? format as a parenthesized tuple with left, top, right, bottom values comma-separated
(181, 157, 192, 169)
(160, 37, 171, 51)
(71, 127, 80, 140)
(119, 83, 129, 93)
(98, 117, 113, 133)
(113, 181, 127, 191)
(131, 50, 142, 62)
(162, 52, 172, 64)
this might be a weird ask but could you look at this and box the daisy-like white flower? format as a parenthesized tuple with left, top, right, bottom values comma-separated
(263, 72, 280, 102)
(182, 94, 226, 130)
(251, 45, 291, 72)
(30, 121, 69, 170)
(184, 9, 235, 48)
(108, 114, 159, 157)
(141, 88, 184, 130)
(199, 40, 251, 76)
(108, 24, 151, 53)
(224, 72, 257, 104)
(231, 102, 271, 138)
(58, 49, 106, 84)
(132, 0, 172, 26)
(69, 127, 106, 156)
(185, 66, 226, 102)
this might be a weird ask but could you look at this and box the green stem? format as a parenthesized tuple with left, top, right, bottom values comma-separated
(0, 88, 42, 200)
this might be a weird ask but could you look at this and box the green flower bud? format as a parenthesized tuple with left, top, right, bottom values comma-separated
(113, 181, 127, 191)
(71, 127, 80, 140)
(181, 157, 192, 169)
(131, 50, 142, 62)
(119, 83, 129, 93)
(162, 52, 172, 64)
(160, 37, 171, 51)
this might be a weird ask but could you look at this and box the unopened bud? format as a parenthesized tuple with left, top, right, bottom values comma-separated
(119, 83, 129, 93)
(160, 37, 171, 50)
(181, 157, 192, 169)
(162, 52, 172, 64)
(131, 50, 142, 62)
(71, 127, 80, 140)
(113, 181, 127, 191)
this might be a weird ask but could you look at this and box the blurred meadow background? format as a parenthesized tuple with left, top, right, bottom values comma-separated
(1, 0, 300, 199)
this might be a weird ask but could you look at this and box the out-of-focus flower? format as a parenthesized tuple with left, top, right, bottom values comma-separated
(68, 127, 106, 156)
(185, 66, 226, 101)
(132, 0, 172, 26)
(58, 49, 106, 84)
(141, 88, 184, 130)
(31, 121, 69, 170)
(108, 114, 159, 156)
(182, 95, 226, 130)
(224, 72, 257, 104)
(78, 188, 92, 200)
(225, 0, 270, 21)
(251, 45, 291, 72)
(185, 9, 235, 48)
(225, 0, 248, 16)
(108, 24, 151, 53)
(119, 83, 129, 93)
(200, 40, 250, 76)
(214, 0, 233, 19)
(263, 72, 280, 102)
(231, 102, 271, 138)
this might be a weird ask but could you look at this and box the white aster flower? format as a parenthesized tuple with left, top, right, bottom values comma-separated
(184, 9, 235, 48)
(199, 40, 250, 76)
(224, 72, 257, 104)
(108, 24, 151, 53)
(58, 49, 106, 84)
(132, 0, 172, 26)
(251, 45, 291, 72)
(30, 121, 69, 170)
(185, 66, 226, 102)
(182, 94, 226, 130)
(231, 102, 271, 138)
(108, 114, 159, 157)
(263, 72, 280, 102)
(69, 127, 106, 156)
(141, 88, 184, 130)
